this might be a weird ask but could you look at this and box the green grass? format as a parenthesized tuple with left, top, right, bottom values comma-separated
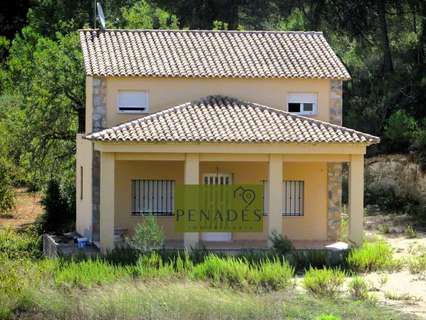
(303, 267, 346, 297)
(19, 281, 415, 320)
(0, 229, 419, 319)
(347, 240, 402, 272)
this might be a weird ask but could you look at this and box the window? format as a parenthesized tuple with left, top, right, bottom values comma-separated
(131, 180, 175, 216)
(263, 180, 304, 216)
(118, 91, 149, 113)
(287, 93, 317, 115)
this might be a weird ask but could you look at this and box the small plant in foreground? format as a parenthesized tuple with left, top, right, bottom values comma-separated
(348, 276, 369, 300)
(347, 241, 398, 272)
(404, 225, 417, 238)
(254, 259, 294, 291)
(269, 231, 294, 255)
(303, 267, 345, 297)
(384, 291, 421, 302)
(127, 215, 164, 252)
(408, 254, 426, 276)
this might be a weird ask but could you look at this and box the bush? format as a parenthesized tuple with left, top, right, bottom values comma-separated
(383, 110, 417, 153)
(254, 258, 294, 291)
(38, 179, 74, 233)
(0, 159, 15, 215)
(408, 254, 426, 275)
(269, 231, 294, 255)
(364, 156, 425, 219)
(303, 267, 346, 297)
(0, 227, 41, 259)
(347, 241, 398, 272)
(127, 215, 165, 252)
(287, 249, 349, 271)
(191, 254, 294, 291)
(348, 276, 369, 300)
(191, 255, 252, 289)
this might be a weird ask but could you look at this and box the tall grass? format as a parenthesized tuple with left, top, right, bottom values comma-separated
(55, 259, 133, 288)
(347, 240, 401, 272)
(191, 254, 294, 291)
(303, 267, 346, 297)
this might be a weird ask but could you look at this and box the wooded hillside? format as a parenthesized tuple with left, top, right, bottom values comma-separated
(0, 0, 425, 213)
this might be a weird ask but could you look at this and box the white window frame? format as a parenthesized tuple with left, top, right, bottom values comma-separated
(287, 93, 318, 116)
(117, 90, 149, 114)
(263, 180, 304, 216)
(131, 179, 175, 216)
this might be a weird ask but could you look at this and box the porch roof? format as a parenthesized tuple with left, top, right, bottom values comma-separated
(85, 95, 380, 145)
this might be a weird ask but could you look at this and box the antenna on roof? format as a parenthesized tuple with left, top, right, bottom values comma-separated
(96, 2, 106, 29)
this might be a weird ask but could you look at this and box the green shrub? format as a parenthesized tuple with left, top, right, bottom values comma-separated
(254, 259, 294, 291)
(408, 254, 426, 275)
(127, 215, 165, 252)
(269, 231, 294, 255)
(404, 225, 417, 239)
(383, 110, 417, 153)
(0, 227, 41, 259)
(347, 241, 397, 272)
(0, 159, 15, 215)
(287, 249, 348, 271)
(38, 179, 75, 234)
(191, 255, 252, 289)
(303, 267, 346, 297)
(348, 276, 369, 300)
(55, 259, 132, 288)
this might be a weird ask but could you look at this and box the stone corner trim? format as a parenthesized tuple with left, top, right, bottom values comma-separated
(327, 163, 342, 241)
(92, 77, 107, 132)
(329, 80, 342, 126)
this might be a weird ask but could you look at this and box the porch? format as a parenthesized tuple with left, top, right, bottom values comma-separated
(94, 147, 364, 252)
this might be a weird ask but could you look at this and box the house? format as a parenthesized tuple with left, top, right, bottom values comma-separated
(76, 29, 379, 252)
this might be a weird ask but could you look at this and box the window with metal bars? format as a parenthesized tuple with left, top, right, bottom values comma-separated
(131, 180, 175, 216)
(263, 180, 304, 216)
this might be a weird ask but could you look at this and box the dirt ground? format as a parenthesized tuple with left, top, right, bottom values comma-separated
(0, 188, 43, 229)
(364, 214, 426, 319)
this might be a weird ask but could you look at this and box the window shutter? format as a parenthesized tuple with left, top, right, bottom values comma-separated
(131, 180, 175, 215)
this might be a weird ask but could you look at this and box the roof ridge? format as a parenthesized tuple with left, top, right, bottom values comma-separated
(86, 95, 379, 144)
(79, 28, 324, 35)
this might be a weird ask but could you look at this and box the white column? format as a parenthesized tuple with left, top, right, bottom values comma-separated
(348, 154, 364, 245)
(184, 153, 200, 249)
(268, 154, 283, 246)
(100, 152, 115, 252)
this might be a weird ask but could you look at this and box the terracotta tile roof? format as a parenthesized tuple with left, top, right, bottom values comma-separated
(86, 95, 379, 145)
(79, 29, 350, 80)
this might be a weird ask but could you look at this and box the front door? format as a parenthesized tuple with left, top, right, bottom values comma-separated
(201, 173, 232, 242)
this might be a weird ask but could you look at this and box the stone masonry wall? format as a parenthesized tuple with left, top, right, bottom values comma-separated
(91, 77, 107, 242)
(327, 163, 342, 240)
(329, 80, 343, 126)
(327, 80, 343, 240)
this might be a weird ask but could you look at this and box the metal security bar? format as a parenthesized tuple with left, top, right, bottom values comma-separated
(262, 180, 304, 216)
(283, 180, 304, 216)
(132, 180, 175, 216)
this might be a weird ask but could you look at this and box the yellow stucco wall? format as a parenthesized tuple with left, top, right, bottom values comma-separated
(114, 159, 328, 242)
(76, 134, 93, 239)
(83, 77, 331, 132)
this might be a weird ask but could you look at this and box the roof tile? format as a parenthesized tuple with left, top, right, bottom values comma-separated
(80, 29, 350, 79)
(86, 95, 379, 144)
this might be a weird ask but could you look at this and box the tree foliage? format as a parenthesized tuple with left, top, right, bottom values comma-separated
(0, 0, 426, 214)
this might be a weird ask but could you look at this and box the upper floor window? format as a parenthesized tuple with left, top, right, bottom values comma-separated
(287, 93, 317, 115)
(118, 91, 149, 113)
